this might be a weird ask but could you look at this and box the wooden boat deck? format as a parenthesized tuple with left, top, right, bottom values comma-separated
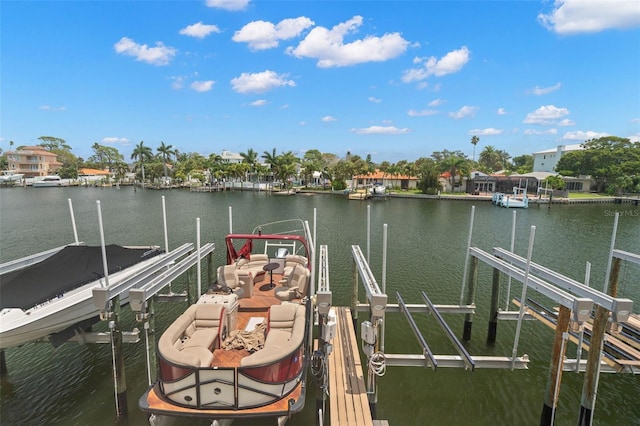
(329, 307, 374, 426)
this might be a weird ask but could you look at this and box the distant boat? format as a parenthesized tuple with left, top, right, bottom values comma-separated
(0, 171, 24, 185)
(32, 175, 69, 187)
(496, 187, 529, 208)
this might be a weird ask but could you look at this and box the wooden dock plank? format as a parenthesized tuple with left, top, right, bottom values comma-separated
(329, 307, 373, 426)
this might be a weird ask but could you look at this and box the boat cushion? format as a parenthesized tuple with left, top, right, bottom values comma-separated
(240, 303, 306, 368)
(158, 303, 226, 368)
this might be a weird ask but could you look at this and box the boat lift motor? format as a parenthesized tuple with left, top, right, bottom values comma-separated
(322, 308, 337, 355)
(361, 320, 377, 356)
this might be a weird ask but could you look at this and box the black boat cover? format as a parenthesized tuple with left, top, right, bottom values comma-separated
(0, 245, 162, 310)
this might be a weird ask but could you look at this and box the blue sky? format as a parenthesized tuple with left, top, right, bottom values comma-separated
(2, 0, 639, 163)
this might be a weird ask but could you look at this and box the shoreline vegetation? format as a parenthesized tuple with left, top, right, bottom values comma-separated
(4, 181, 639, 206)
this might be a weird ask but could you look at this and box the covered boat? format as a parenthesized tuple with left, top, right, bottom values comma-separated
(0, 244, 163, 349)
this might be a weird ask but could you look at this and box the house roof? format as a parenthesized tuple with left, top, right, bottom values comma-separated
(533, 144, 583, 155)
(353, 170, 417, 180)
(79, 168, 111, 175)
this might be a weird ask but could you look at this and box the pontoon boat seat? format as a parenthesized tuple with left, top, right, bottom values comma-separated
(275, 265, 310, 301)
(279, 255, 309, 284)
(240, 303, 306, 368)
(217, 265, 250, 298)
(158, 303, 226, 368)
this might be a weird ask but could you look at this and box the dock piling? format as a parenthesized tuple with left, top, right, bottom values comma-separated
(487, 267, 501, 344)
(462, 256, 478, 341)
(540, 305, 571, 426)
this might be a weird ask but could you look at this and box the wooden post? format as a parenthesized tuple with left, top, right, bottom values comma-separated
(0, 350, 6, 376)
(578, 259, 621, 425)
(540, 305, 571, 425)
(112, 295, 128, 419)
(463, 256, 478, 341)
(487, 267, 501, 344)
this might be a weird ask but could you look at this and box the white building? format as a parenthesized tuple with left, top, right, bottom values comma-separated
(532, 144, 583, 173)
(220, 149, 243, 164)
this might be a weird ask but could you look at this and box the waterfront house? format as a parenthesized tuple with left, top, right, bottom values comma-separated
(532, 144, 583, 173)
(352, 170, 418, 190)
(6, 146, 62, 178)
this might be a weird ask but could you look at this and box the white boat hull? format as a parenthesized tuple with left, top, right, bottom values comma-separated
(0, 255, 164, 349)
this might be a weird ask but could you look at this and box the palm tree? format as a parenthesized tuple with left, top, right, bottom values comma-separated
(478, 145, 502, 172)
(240, 148, 259, 182)
(471, 135, 480, 162)
(131, 141, 152, 187)
(440, 156, 470, 192)
(157, 141, 174, 185)
(262, 148, 278, 183)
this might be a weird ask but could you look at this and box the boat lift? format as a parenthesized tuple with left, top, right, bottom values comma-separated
(351, 206, 637, 426)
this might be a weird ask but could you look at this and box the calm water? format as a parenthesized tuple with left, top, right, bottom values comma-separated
(1, 187, 639, 426)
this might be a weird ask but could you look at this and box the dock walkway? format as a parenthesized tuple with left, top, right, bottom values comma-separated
(329, 307, 377, 426)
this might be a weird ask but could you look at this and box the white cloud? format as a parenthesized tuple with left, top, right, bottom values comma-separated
(528, 82, 562, 95)
(449, 105, 478, 119)
(250, 99, 268, 107)
(190, 80, 215, 92)
(114, 37, 176, 66)
(497, 108, 508, 115)
(557, 118, 575, 126)
(524, 128, 559, 135)
(102, 137, 130, 145)
(629, 133, 640, 143)
(351, 126, 410, 135)
(631, 118, 640, 123)
(402, 46, 470, 82)
(538, 0, 640, 34)
(368, 97, 382, 103)
(39, 105, 66, 112)
(233, 17, 314, 50)
(562, 130, 610, 140)
(467, 128, 503, 136)
(179, 22, 221, 39)
(287, 16, 409, 67)
(170, 75, 187, 89)
(321, 116, 337, 122)
(428, 98, 445, 107)
(230, 70, 296, 94)
(523, 105, 570, 125)
(407, 109, 438, 117)
(205, 0, 250, 11)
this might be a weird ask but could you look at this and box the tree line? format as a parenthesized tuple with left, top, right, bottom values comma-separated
(2, 135, 638, 194)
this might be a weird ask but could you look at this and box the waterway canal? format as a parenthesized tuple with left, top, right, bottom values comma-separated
(1, 187, 638, 425)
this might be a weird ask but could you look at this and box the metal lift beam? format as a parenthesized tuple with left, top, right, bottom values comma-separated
(396, 292, 437, 370)
(421, 291, 475, 371)
(128, 243, 215, 308)
(613, 249, 640, 265)
(469, 247, 593, 323)
(317, 244, 332, 316)
(493, 247, 633, 323)
(352, 245, 387, 319)
(92, 243, 197, 315)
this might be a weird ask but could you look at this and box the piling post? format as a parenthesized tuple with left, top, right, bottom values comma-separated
(487, 267, 501, 344)
(186, 253, 195, 305)
(110, 295, 128, 420)
(462, 256, 478, 341)
(0, 350, 6, 376)
(578, 259, 621, 425)
(540, 305, 571, 425)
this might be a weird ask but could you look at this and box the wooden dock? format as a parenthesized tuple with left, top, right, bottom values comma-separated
(329, 307, 376, 426)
